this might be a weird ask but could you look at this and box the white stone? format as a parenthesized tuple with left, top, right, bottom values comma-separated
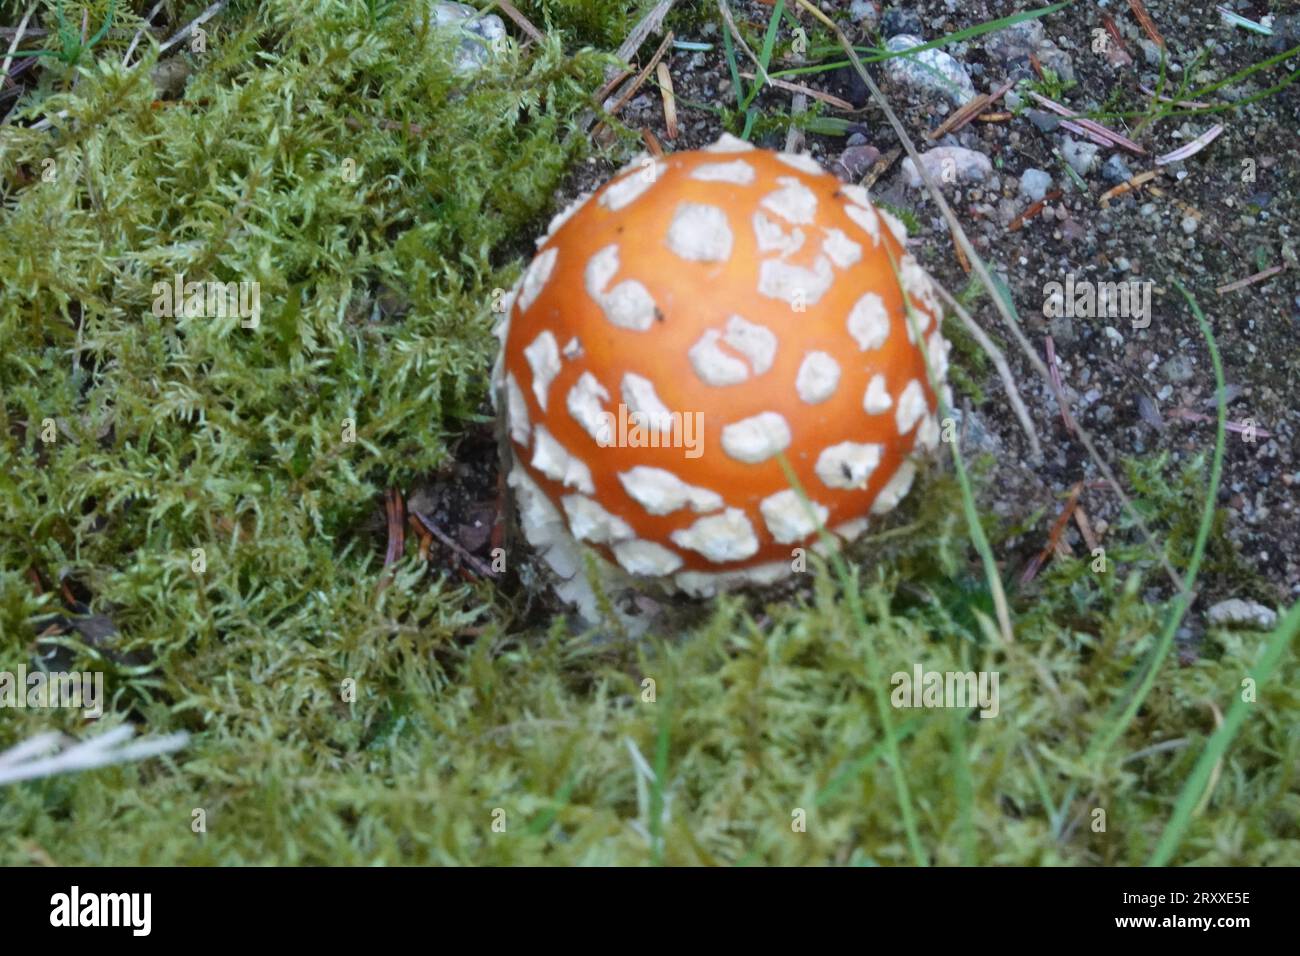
(883, 35, 977, 106)
(901, 147, 993, 188)
(1207, 599, 1278, 631)
(1018, 168, 1053, 203)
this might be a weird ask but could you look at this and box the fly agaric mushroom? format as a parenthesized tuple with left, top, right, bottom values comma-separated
(492, 133, 952, 615)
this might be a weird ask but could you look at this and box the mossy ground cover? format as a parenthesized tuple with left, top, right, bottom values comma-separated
(0, 0, 1296, 865)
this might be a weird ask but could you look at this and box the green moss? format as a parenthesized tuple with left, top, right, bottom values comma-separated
(511, 0, 644, 48)
(0, 1, 1295, 867)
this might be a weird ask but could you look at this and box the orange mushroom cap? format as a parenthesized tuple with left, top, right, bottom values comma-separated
(494, 133, 951, 598)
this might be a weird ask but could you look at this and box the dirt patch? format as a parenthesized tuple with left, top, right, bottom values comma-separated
(530, 0, 1299, 608)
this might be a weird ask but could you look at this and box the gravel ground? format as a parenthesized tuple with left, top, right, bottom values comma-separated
(540, 0, 1299, 616)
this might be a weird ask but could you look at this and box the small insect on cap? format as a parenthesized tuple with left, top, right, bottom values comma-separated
(494, 133, 951, 599)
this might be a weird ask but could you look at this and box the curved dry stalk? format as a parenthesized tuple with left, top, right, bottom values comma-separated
(1191, 698, 1225, 818)
(122, 0, 166, 67)
(716, 0, 770, 87)
(931, 281, 1041, 459)
(158, 0, 227, 56)
(792, 0, 1187, 594)
(0, 726, 189, 786)
(1, 1, 38, 80)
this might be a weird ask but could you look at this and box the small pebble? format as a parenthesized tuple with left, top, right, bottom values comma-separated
(1061, 137, 1100, 176)
(1019, 168, 1053, 202)
(1207, 599, 1278, 632)
(1102, 154, 1133, 185)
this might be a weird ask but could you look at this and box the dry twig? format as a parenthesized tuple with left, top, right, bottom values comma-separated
(1128, 0, 1165, 48)
(1009, 189, 1063, 230)
(594, 29, 674, 138)
(495, 0, 545, 44)
(1215, 264, 1284, 294)
(928, 79, 1014, 140)
(122, 0, 166, 67)
(2, 2, 38, 81)
(931, 283, 1041, 463)
(410, 509, 496, 579)
(1021, 481, 1083, 585)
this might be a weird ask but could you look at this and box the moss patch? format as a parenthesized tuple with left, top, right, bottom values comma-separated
(0, 0, 1296, 865)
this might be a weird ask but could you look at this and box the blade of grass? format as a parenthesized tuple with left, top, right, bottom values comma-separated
(740, 0, 785, 112)
(1082, 43, 1300, 125)
(524, 773, 579, 836)
(1147, 599, 1300, 865)
(950, 642, 976, 865)
(774, 455, 929, 866)
(770, 1, 1073, 80)
(649, 684, 671, 865)
(886, 244, 1015, 646)
(815, 716, 923, 806)
(1021, 744, 1064, 833)
(719, 8, 746, 110)
(1084, 281, 1227, 768)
